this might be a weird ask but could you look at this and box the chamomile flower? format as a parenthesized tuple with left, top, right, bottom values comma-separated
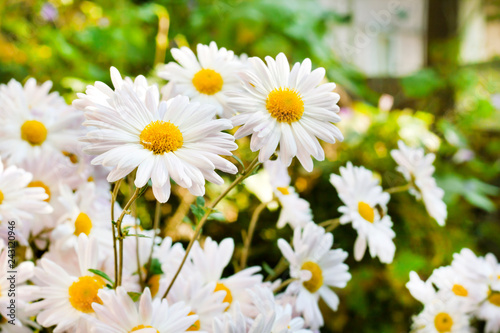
(28, 235, 109, 332)
(228, 53, 343, 172)
(0, 78, 83, 165)
(264, 158, 313, 229)
(212, 302, 248, 333)
(89, 287, 198, 333)
(329, 162, 396, 263)
(391, 140, 447, 226)
(0, 159, 52, 244)
(277, 222, 351, 329)
(159, 41, 244, 118)
(75, 68, 238, 203)
(477, 285, 500, 333)
(411, 298, 472, 333)
(190, 237, 263, 316)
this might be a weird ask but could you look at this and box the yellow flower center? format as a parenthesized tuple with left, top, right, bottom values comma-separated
(214, 282, 233, 310)
(130, 325, 159, 333)
(358, 201, 375, 223)
(266, 88, 304, 123)
(276, 186, 290, 195)
(68, 276, 105, 313)
(28, 181, 51, 202)
(87, 176, 94, 182)
(74, 212, 93, 236)
(452, 284, 468, 297)
(63, 151, 79, 164)
(186, 312, 201, 331)
(20, 120, 47, 145)
(192, 69, 223, 95)
(140, 120, 183, 155)
(0, 190, 4, 205)
(434, 312, 453, 332)
(301, 261, 323, 293)
(147, 274, 161, 298)
(489, 293, 500, 307)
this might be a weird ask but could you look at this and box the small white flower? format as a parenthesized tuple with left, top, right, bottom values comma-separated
(391, 140, 447, 226)
(228, 53, 343, 172)
(411, 298, 472, 333)
(330, 162, 396, 263)
(0, 78, 84, 165)
(159, 41, 244, 118)
(75, 67, 238, 203)
(277, 222, 351, 329)
(89, 287, 198, 333)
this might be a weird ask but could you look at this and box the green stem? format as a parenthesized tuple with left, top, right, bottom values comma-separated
(239, 201, 268, 270)
(110, 179, 123, 288)
(385, 183, 411, 194)
(162, 156, 261, 298)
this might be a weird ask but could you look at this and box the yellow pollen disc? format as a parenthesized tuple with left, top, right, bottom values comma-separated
(147, 274, 161, 298)
(301, 261, 323, 293)
(140, 120, 183, 155)
(63, 151, 79, 164)
(74, 212, 92, 236)
(0, 190, 4, 205)
(87, 176, 94, 182)
(130, 325, 159, 333)
(20, 120, 47, 145)
(28, 181, 51, 202)
(358, 201, 375, 223)
(489, 293, 500, 306)
(452, 284, 468, 297)
(186, 312, 201, 331)
(192, 68, 223, 95)
(214, 282, 233, 310)
(277, 186, 290, 195)
(266, 88, 304, 123)
(434, 312, 453, 332)
(68, 276, 105, 313)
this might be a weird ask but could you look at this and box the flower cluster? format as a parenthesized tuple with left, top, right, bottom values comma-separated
(0, 41, 456, 333)
(407, 249, 500, 333)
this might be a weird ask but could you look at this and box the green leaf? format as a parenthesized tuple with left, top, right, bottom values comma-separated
(196, 196, 205, 207)
(232, 154, 245, 170)
(149, 258, 163, 275)
(128, 291, 142, 302)
(208, 211, 226, 222)
(88, 269, 114, 284)
(262, 262, 275, 276)
(190, 204, 206, 221)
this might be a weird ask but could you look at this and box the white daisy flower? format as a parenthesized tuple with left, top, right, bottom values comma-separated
(248, 285, 311, 333)
(391, 140, 447, 226)
(406, 271, 439, 305)
(212, 302, 248, 333)
(277, 222, 351, 329)
(476, 285, 500, 333)
(329, 162, 396, 263)
(264, 158, 313, 229)
(429, 266, 487, 312)
(28, 234, 110, 332)
(89, 287, 198, 333)
(51, 182, 113, 253)
(167, 275, 228, 332)
(159, 41, 244, 118)
(0, 78, 84, 165)
(74, 67, 238, 203)
(411, 298, 472, 333)
(228, 53, 343, 172)
(0, 159, 52, 244)
(190, 237, 263, 316)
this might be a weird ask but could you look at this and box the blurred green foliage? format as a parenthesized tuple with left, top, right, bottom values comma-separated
(1, 0, 499, 332)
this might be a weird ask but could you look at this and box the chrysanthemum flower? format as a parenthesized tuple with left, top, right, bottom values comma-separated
(28, 235, 110, 332)
(228, 53, 343, 172)
(411, 298, 472, 333)
(159, 42, 244, 118)
(391, 140, 447, 226)
(277, 222, 351, 329)
(89, 287, 198, 333)
(74, 68, 238, 203)
(190, 237, 263, 316)
(0, 159, 52, 244)
(329, 162, 396, 263)
(0, 78, 84, 165)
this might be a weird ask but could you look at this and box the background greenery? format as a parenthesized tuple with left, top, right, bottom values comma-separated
(1, 0, 499, 332)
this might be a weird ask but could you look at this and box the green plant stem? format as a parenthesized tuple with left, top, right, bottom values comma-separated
(162, 156, 261, 299)
(110, 178, 123, 288)
(385, 183, 411, 194)
(265, 257, 289, 282)
(319, 218, 340, 227)
(273, 277, 298, 293)
(115, 186, 142, 287)
(145, 201, 161, 282)
(239, 201, 268, 270)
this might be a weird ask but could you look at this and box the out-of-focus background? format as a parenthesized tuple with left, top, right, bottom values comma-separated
(1, 0, 499, 332)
